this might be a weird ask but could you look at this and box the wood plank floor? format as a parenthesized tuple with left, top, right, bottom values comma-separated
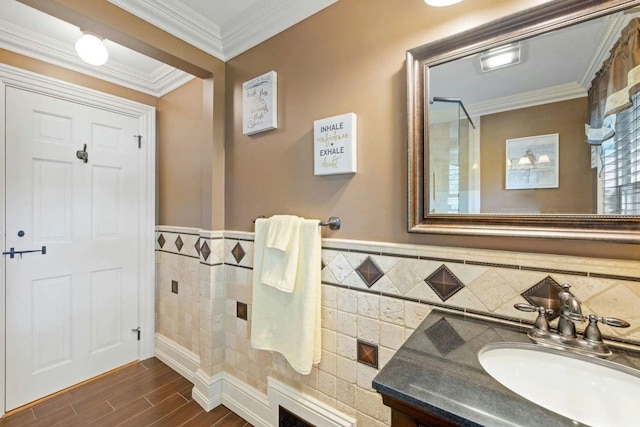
(0, 358, 252, 427)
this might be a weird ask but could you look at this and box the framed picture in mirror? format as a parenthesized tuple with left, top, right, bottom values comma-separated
(506, 134, 559, 190)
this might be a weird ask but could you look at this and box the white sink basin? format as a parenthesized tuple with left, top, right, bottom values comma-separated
(478, 342, 640, 427)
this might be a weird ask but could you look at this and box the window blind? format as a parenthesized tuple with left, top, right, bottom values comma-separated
(602, 92, 640, 214)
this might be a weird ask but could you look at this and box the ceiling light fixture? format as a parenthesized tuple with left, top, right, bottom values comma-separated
(75, 32, 109, 66)
(424, 0, 463, 6)
(480, 43, 521, 72)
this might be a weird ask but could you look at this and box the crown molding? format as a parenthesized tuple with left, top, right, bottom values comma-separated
(108, 0, 338, 61)
(466, 82, 587, 118)
(0, 18, 192, 97)
(220, 0, 339, 60)
(150, 64, 195, 95)
(107, 0, 224, 60)
(431, 82, 587, 124)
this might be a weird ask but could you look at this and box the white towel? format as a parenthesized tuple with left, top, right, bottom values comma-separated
(260, 215, 302, 292)
(266, 215, 300, 251)
(251, 218, 322, 375)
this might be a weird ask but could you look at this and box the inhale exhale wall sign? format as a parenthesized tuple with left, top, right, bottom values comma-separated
(243, 71, 277, 135)
(314, 112, 357, 175)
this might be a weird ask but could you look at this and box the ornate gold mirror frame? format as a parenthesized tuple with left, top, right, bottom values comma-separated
(408, 0, 640, 243)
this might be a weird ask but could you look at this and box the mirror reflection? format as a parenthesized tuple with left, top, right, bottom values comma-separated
(428, 11, 640, 215)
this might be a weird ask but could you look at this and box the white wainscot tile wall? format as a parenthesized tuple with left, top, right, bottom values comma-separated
(154, 227, 640, 427)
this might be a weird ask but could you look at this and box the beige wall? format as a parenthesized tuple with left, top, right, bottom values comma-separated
(158, 79, 206, 227)
(480, 98, 594, 213)
(224, 0, 637, 260)
(157, 77, 224, 230)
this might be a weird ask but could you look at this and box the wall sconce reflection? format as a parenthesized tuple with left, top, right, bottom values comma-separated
(512, 149, 551, 169)
(509, 149, 553, 184)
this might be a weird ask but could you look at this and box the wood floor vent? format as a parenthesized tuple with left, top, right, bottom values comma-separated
(279, 406, 315, 427)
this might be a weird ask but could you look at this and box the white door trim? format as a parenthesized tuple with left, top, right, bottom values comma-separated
(0, 63, 156, 416)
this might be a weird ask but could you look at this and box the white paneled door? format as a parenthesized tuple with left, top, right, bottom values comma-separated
(4, 87, 140, 411)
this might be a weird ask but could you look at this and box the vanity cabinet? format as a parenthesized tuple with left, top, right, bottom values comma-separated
(382, 395, 458, 427)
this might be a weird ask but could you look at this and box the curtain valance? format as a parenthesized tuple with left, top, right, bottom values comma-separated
(587, 18, 640, 144)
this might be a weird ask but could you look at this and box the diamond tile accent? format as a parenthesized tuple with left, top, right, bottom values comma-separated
(195, 239, 201, 255)
(425, 265, 464, 302)
(521, 276, 563, 320)
(232, 242, 246, 264)
(357, 340, 379, 369)
(157, 234, 165, 248)
(355, 257, 383, 288)
(424, 317, 465, 355)
(175, 235, 184, 252)
(200, 241, 211, 262)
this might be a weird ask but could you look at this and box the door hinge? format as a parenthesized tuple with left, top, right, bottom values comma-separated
(134, 134, 142, 149)
(131, 327, 141, 341)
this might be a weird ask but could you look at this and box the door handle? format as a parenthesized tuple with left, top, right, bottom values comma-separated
(2, 246, 47, 259)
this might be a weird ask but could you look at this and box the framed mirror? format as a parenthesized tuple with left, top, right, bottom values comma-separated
(408, 0, 640, 242)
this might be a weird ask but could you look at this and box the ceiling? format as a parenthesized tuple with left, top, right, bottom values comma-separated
(430, 10, 637, 119)
(1, 0, 635, 107)
(0, 0, 337, 96)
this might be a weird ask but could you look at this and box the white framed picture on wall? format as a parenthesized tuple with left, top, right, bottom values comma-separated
(313, 112, 357, 175)
(506, 133, 559, 190)
(243, 71, 277, 135)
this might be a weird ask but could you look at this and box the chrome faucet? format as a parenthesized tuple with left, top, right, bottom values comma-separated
(515, 283, 630, 357)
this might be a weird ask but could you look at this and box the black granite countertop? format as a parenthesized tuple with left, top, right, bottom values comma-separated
(372, 309, 640, 427)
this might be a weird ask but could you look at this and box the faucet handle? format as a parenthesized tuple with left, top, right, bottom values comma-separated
(584, 314, 630, 343)
(589, 314, 630, 328)
(514, 303, 538, 313)
(514, 303, 553, 332)
(514, 303, 553, 315)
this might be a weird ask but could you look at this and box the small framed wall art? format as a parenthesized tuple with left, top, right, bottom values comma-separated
(243, 71, 277, 135)
(314, 112, 357, 175)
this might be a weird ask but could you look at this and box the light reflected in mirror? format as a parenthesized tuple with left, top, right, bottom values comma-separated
(407, 0, 640, 242)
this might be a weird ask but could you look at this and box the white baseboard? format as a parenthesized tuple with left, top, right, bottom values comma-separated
(222, 374, 271, 427)
(268, 378, 356, 427)
(192, 369, 223, 411)
(154, 333, 200, 383)
(155, 335, 356, 427)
